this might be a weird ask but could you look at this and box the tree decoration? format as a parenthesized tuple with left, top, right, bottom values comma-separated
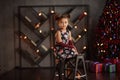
(94, 0, 120, 61)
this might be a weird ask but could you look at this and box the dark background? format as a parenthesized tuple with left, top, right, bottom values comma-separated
(0, 0, 119, 75)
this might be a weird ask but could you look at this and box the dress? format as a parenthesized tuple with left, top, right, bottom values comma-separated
(55, 30, 76, 59)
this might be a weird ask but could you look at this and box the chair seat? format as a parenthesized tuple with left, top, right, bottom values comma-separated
(55, 54, 87, 80)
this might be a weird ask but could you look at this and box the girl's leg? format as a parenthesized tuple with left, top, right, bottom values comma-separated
(57, 59, 65, 80)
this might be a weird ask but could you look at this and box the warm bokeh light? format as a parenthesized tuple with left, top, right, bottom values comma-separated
(38, 12, 42, 16)
(23, 36, 27, 39)
(36, 49, 39, 53)
(100, 43, 103, 46)
(84, 11, 87, 15)
(39, 30, 42, 33)
(83, 46, 87, 50)
(84, 28, 87, 32)
(78, 35, 81, 38)
(51, 10, 55, 13)
(74, 26, 78, 29)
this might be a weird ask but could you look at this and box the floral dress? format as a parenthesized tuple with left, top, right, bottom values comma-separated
(55, 30, 76, 59)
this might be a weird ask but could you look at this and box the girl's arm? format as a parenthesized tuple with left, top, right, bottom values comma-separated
(55, 30, 62, 43)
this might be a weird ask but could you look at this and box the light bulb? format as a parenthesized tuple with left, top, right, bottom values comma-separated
(36, 49, 39, 53)
(74, 26, 78, 29)
(101, 43, 103, 46)
(103, 50, 106, 53)
(84, 28, 87, 32)
(97, 43, 99, 46)
(51, 10, 55, 13)
(110, 38, 112, 40)
(84, 12, 87, 15)
(83, 46, 86, 49)
(39, 30, 42, 33)
(38, 12, 42, 16)
(24, 36, 27, 39)
(78, 35, 81, 38)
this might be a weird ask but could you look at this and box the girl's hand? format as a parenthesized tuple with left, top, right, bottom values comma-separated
(72, 47, 78, 55)
(58, 49, 63, 54)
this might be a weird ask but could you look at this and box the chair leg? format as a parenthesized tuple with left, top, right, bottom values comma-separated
(74, 54, 87, 80)
(74, 56, 79, 80)
(82, 57, 88, 80)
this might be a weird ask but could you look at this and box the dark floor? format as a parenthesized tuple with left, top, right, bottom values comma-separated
(0, 68, 120, 80)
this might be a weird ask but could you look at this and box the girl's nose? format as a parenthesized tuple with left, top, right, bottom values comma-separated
(63, 23, 65, 26)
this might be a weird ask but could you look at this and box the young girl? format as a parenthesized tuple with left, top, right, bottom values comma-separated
(55, 14, 78, 80)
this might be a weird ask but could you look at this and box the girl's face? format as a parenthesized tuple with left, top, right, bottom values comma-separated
(58, 18, 68, 30)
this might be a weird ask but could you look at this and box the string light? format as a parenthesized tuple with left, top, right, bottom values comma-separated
(84, 11, 87, 15)
(110, 37, 112, 40)
(103, 50, 106, 53)
(83, 46, 87, 50)
(38, 12, 42, 16)
(39, 30, 42, 33)
(84, 28, 87, 32)
(101, 50, 104, 52)
(78, 35, 81, 38)
(74, 25, 78, 29)
(97, 43, 100, 46)
(51, 10, 55, 13)
(36, 49, 39, 53)
(100, 43, 103, 46)
(23, 36, 27, 39)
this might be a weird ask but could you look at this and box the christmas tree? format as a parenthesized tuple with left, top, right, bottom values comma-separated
(95, 0, 120, 61)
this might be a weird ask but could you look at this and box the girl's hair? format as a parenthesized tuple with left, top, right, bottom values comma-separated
(55, 13, 70, 21)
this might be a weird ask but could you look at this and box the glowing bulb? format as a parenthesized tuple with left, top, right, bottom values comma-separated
(101, 50, 103, 52)
(36, 49, 39, 53)
(106, 12, 109, 14)
(84, 28, 87, 32)
(97, 43, 99, 46)
(83, 46, 86, 50)
(101, 43, 103, 46)
(103, 50, 106, 53)
(51, 10, 55, 13)
(38, 12, 42, 16)
(74, 26, 78, 29)
(24, 36, 27, 39)
(39, 30, 42, 33)
(78, 35, 81, 38)
(110, 21, 112, 23)
(84, 12, 87, 15)
(110, 38, 112, 40)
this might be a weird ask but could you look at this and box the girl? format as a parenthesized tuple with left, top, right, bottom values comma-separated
(55, 14, 78, 80)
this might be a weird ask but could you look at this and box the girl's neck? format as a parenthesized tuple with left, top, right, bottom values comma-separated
(60, 28, 66, 32)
